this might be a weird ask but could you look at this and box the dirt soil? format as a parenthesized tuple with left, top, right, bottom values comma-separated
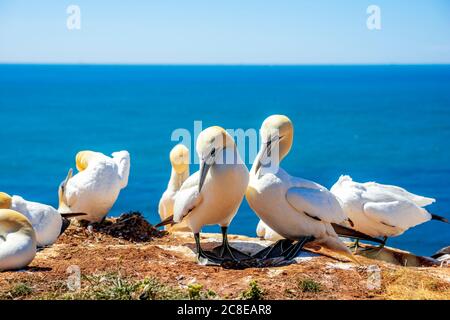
(1, 213, 449, 300)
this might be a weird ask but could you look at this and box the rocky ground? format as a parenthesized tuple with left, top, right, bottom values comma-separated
(1, 213, 449, 300)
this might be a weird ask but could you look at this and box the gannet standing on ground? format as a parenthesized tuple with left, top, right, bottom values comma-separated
(158, 144, 190, 232)
(256, 220, 283, 241)
(58, 150, 130, 223)
(0, 209, 36, 271)
(0, 192, 84, 247)
(246, 115, 359, 262)
(330, 175, 448, 247)
(156, 126, 250, 264)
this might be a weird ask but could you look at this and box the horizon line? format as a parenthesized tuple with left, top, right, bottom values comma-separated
(1, 62, 450, 67)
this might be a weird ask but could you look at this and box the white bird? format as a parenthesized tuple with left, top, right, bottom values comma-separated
(0, 192, 83, 247)
(156, 126, 249, 264)
(58, 150, 130, 223)
(330, 175, 448, 243)
(0, 209, 37, 271)
(158, 144, 190, 232)
(246, 115, 359, 262)
(256, 220, 284, 241)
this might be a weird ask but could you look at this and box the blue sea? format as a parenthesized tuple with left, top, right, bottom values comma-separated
(1, 64, 449, 256)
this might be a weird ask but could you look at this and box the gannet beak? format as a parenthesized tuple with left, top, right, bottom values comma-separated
(59, 168, 73, 209)
(62, 168, 73, 190)
(199, 148, 216, 192)
(58, 213, 86, 235)
(254, 142, 267, 174)
(255, 139, 274, 174)
(199, 160, 211, 193)
(255, 135, 282, 174)
(60, 212, 87, 218)
(155, 215, 175, 228)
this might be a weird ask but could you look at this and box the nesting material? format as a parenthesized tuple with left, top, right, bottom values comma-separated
(89, 212, 167, 242)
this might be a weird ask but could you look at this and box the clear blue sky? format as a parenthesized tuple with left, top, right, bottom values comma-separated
(0, 0, 449, 64)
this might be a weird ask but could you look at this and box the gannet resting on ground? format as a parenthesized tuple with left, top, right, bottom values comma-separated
(58, 150, 130, 223)
(432, 246, 450, 262)
(158, 144, 190, 232)
(0, 209, 36, 271)
(256, 220, 283, 241)
(330, 175, 448, 248)
(156, 126, 250, 264)
(0, 192, 84, 247)
(247, 115, 374, 262)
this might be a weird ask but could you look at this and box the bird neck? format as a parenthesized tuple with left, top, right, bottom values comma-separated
(168, 168, 189, 190)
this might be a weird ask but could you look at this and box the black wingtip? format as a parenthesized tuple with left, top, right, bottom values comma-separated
(155, 215, 175, 228)
(60, 212, 87, 218)
(60, 217, 71, 235)
(431, 214, 449, 224)
(331, 223, 385, 245)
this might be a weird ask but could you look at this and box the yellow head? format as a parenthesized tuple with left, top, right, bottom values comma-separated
(75, 150, 97, 172)
(0, 192, 12, 209)
(169, 144, 190, 174)
(196, 126, 235, 160)
(0, 209, 35, 239)
(260, 115, 294, 162)
(253, 115, 294, 174)
(196, 126, 236, 192)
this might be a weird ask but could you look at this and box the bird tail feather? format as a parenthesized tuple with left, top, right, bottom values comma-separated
(316, 236, 359, 264)
(331, 223, 385, 244)
(431, 214, 449, 224)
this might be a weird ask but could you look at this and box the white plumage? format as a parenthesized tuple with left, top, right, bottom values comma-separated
(0, 209, 37, 271)
(173, 129, 249, 234)
(248, 167, 349, 249)
(246, 115, 355, 261)
(59, 150, 130, 223)
(256, 220, 284, 241)
(330, 175, 438, 238)
(159, 144, 190, 232)
(10, 195, 62, 247)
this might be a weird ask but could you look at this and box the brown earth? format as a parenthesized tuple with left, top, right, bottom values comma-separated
(1, 214, 449, 300)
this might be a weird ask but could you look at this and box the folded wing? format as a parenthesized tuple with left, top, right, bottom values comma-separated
(364, 182, 435, 207)
(173, 171, 202, 223)
(286, 187, 347, 224)
(363, 200, 430, 230)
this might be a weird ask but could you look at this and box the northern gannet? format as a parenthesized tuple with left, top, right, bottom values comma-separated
(0, 209, 36, 271)
(256, 220, 283, 241)
(330, 175, 448, 246)
(156, 126, 249, 264)
(246, 115, 359, 262)
(58, 150, 130, 223)
(158, 144, 190, 232)
(0, 192, 83, 247)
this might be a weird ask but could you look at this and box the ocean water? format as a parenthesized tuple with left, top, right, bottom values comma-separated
(0, 64, 449, 256)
